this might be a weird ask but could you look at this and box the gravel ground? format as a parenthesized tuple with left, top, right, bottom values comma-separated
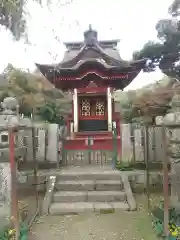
(28, 195, 157, 240)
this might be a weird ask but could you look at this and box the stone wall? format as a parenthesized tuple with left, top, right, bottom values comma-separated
(128, 171, 163, 193)
(120, 123, 164, 163)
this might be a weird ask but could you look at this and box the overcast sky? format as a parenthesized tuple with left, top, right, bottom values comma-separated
(0, 0, 173, 90)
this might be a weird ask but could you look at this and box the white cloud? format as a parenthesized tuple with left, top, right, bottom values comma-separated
(0, 0, 173, 89)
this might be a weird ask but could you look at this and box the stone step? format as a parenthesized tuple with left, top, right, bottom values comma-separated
(49, 202, 129, 215)
(57, 171, 121, 181)
(55, 180, 123, 191)
(53, 191, 126, 202)
(87, 191, 126, 202)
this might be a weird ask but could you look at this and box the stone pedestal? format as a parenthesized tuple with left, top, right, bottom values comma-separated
(0, 163, 11, 228)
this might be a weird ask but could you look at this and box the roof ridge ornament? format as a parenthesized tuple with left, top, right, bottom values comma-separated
(89, 24, 92, 31)
(84, 24, 97, 46)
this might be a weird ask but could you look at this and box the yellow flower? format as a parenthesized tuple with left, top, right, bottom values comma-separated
(8, 229, 15, 236)
(171, 230, 178, 236)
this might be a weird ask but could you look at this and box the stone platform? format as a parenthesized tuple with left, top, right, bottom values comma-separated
(42, 166, 136, 215)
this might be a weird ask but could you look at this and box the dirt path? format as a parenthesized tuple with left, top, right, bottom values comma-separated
(29, 196, 157, 240)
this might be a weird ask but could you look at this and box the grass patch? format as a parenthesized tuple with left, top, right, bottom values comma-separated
(135, 212, 156, 240)
(134, 194, 162, 240)
(116, 162, 134, 171)
(99, 209, 115, 214)
(116, 162, 170, 171)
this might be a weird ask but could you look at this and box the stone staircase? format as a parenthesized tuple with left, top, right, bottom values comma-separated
(42, 167, 136, 215)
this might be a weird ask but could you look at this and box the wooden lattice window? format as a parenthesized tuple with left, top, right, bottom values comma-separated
(95, 100, 105, 116)
(81, 99, 91, 116)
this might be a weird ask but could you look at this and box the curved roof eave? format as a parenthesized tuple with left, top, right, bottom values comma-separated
(94, 42, 123, 64)
(35, 63, 58, 70)
(60, 43, 147, 69)
(120, 70, 142, 89)
(35, 59, 146, 77)
(60, 44, 86, 67)
(59, 59, 118, 70)
(60, 42, 128, 68)
(36, 49, 147, 73)
(130, 58, 148, 67)
(35, 54, 147, 78)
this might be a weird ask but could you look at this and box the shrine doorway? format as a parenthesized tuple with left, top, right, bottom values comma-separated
(78, 95, 108, 132)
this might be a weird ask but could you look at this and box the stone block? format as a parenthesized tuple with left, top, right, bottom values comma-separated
(110, 202, 129, 211)
(94, 202, 114, 213)
(56, 180, 95, 191)
(87, 191, 126, 202)
(42, 176, 56, 215)
(95, 180, 122, 191)
(53, 191, 87, 202)
(58, 171, 121, 181)
(49, 202, 94, 215)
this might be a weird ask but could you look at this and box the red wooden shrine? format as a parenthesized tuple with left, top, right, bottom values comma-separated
(36, 25, 146, 157)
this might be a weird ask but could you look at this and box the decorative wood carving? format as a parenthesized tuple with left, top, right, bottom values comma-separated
(95, 100, 105, 116)
(81, 99, 91, 116)
(87, 81, 98, 88)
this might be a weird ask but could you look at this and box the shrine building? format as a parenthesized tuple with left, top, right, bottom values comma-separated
(36, 25, 146, 160)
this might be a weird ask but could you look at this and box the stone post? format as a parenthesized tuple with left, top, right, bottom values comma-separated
(121, 124, 133, 163)
(46, 123, 59, 163)
(162, 93, 180, 206)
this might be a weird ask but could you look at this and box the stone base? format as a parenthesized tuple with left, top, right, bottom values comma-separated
(0, 204, 10, 229)
(53, 191, 126, 202)
(64, 133, 121, 166)
(49, 202, 129, 215)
